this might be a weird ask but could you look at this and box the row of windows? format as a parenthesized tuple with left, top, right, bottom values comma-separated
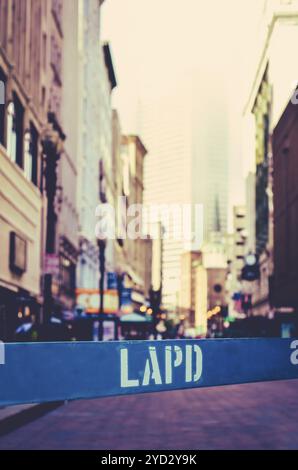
(0, 69, 39, 186)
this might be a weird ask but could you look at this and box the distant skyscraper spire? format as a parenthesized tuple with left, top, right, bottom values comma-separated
(214, 194, 221, 233)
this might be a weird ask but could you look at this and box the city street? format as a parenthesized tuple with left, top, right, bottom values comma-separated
(0, 379, 297, 450)
(1, 0, 298, 454)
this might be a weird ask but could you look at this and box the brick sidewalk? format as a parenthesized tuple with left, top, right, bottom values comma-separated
(0, 379, 298, 450)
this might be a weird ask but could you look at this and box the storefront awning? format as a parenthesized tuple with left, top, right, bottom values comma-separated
(121, 313, 151, 323)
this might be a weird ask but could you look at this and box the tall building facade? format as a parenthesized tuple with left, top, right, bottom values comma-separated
(98, 42, 117, 272)
(179, 251, 201, 328)
(0, 0, 68, 338)
(75, 1, 117, 310)
(0, 0, 45, 340)
(191, 72, 229, 237)
(112, 109, 126, 275)
(111, 126, 154, 313)
(76, 0, 106, 292)
(140, 92, 193, 309)
(120, 134, 151, 307)
(57, 0, 80, 313)
(232, 206, 247, 281)
(273, 94, 298, 336)
(225, 206, 248, 318)
(201, 237, 228, 306)
(140, 78, 229, 309)
(243, 0, 298, 319)
(180, 238, 228, 338)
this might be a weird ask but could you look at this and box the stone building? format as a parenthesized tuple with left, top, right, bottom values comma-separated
(120, 134, 152, 309)
(0, 0, 66, 338)
(0, 0, 80, 338)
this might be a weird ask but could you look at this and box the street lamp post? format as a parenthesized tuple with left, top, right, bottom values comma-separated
(42, 128, 63, 325)
(98, 239, 106, 315)
(97, 237, 106, 341)
(149, 287, 161, 339)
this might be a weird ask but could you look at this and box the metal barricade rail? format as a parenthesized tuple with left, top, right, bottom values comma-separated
(0, 338, 298, 406)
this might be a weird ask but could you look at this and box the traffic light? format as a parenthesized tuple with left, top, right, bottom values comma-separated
(241, 253, 260, 281)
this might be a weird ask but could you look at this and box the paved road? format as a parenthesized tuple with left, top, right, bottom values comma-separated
(0, 379, 298, 450)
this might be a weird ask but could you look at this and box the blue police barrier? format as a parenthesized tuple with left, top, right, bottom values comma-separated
(0, 341, 4, 365)
(0, 338, 298, 406)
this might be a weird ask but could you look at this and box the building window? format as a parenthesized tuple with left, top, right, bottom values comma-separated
(7, 94, 24, 167)
(15, 95, 24, 168)
(6, 102, 17, 162)
(41, 86, 46, 108)
(52, 0, 63, 34)
(24, 124, 38, 184)
(24, 131, 31, 181)
(50, 34, 62, 85)
(30, 123, 38, 185)
(99, 159, 107, 202)
(0, 79, 4, 105)
(42, 33, 47, 71)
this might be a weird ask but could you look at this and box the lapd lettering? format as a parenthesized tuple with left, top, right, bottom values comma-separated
(120, 344, 203, 388)
(290, 339, 298, 365)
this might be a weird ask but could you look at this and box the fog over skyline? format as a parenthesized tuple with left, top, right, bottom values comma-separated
(101, 0, 265, 225)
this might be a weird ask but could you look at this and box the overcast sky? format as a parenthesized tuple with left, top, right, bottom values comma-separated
(101, 0, 265, 211)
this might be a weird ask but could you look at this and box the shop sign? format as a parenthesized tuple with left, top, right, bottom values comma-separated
(76, 288, 118, 314)
(44, 254, 59, 276)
